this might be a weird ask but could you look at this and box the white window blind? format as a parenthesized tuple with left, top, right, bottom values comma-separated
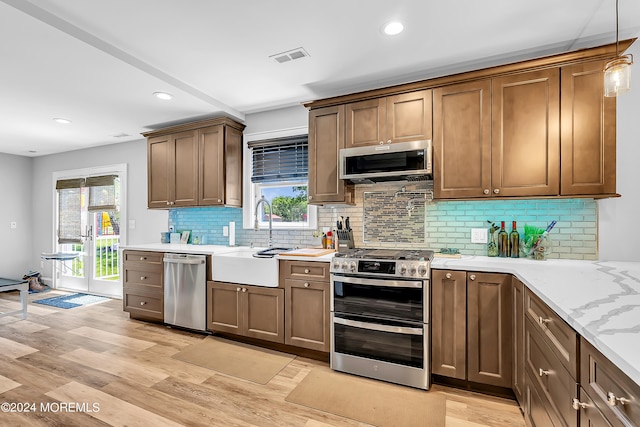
(249, 135, 308, 183)
(86, 175, 118, 212)
(56, 178, 84, 244)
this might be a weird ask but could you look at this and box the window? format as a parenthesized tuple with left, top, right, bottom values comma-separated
(247, 134, 316, 230)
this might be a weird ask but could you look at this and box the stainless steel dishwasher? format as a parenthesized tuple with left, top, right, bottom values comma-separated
(163, 253, 207, 331)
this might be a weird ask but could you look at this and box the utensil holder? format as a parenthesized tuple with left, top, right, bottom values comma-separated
(336, 230, 355, 251)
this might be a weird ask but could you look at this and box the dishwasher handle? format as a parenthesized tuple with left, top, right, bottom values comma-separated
(163, 255, 206, 265)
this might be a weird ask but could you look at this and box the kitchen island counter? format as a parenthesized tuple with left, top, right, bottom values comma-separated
(432, 256, 640, 388)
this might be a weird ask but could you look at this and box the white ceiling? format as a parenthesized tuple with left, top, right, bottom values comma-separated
(1, 0, 639, 157)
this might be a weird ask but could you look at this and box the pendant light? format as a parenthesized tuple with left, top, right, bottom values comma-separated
(604, 0, 633, 97)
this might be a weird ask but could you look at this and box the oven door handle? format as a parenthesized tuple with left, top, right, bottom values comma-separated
(332, 275, 423, 289)
(334, 316, 423, 336)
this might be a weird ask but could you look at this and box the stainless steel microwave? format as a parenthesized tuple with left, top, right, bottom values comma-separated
(339, 140, 432, 183)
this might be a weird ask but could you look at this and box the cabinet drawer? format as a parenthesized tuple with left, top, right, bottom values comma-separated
(581, 337, 640, 426)
(123, 250, 164, 266)
(525, 317, 578, 427)
(123, 268, 163, 289)
(525, 370, 564, 427)
(123, 290, 163, 320)
(280, 260, 329, 282)
(525, 288, 578, 378)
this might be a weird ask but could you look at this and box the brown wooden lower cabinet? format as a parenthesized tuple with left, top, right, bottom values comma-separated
(283, 278, 330, 352)
(206, 281, 285, 344)
(122, 250, 164, 321)
(575, 387, 615, 427)
(431, 270, 512, 388)
(525, 370, 565, 427)
(513, 277, 526, 406)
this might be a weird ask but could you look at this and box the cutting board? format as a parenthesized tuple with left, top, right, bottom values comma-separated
(282, 248, 335, 257)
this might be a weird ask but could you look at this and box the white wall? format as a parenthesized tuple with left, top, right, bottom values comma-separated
(244, 105, 308, 134)
(598, 40, 640, 262)
(0, 154, 33, 278)
(31, 139, 168, 277)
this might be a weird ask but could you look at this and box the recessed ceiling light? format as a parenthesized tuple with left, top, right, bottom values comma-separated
(153, 91, 173, 100)
(383, 21, 404, 36)
(53, 118, 71, 124)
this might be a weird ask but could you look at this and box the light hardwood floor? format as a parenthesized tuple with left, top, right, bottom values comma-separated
(0, 290, 525, 426)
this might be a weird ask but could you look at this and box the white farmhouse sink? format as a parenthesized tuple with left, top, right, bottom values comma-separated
(211, 247, 280, 287)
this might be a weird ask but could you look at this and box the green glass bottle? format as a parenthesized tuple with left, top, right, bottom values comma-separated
(510, 221, 520, 258)
(498, 221, 508, 257)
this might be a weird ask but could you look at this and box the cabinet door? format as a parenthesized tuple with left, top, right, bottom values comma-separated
(467, 272, 512, 387)
(513, 278, 526, 406)
(207, 281, 242, 334)
(172, 130, 199, 207)
(345, 98, 386, 147)
(147, 135, 172, 208)
(224, 125, 243, 207)
(198, 125, 224, 206)
(284, 279, 330, 352)
(492, 69, 560, 197)
(308, 105, 351, 204)
(561, 60, 616, 196)
(386, 90, 432, 143)
(431, 270, 467, 380)
(244, 286, 285, 343)
(433, 80, 491, 199)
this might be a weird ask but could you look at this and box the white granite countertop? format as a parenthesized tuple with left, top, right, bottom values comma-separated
(432, 256, 640, 387)
(122, 243, 640, 386)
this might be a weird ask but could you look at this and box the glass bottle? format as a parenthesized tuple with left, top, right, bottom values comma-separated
(498, 221, 508, 257)
(509, 221, 520, 258)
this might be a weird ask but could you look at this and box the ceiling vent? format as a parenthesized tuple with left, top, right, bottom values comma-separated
(270, 47, 310, 64)
(110, 132, 131, 138)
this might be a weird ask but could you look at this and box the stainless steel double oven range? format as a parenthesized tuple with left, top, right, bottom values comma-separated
(330, 248, 433, 390)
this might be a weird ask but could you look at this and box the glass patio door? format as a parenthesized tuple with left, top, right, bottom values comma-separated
(55, 174, 122, 298)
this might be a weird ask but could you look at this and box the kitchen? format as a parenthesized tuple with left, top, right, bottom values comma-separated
(1, 1, 640, 426)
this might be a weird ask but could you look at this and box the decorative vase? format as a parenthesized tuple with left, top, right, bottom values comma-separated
(487, 231, 499, 257)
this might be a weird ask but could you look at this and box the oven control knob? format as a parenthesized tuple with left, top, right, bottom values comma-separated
(342, 262, 349, 270)
(399, 264, 407, 275)
(348, 261, 357, 272)
(418, 265, 428, 276)
(409, 266, 417, 276)
(332, 260, 341, 270)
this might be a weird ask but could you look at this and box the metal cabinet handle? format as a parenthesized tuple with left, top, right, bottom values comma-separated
(572, 399, 588, 410)
(539, 368, 550, 377)
(166, 201, 170, 205)
(140, 301, 146, 306)
(217, 199, 221, 203)
(379, 141, 384, 145)
(304, 282, 309, 288)
(538, 316, 551, 326)
(308, 195, 313, 200)
(140, 257, 147, 261)
(304, 269, 310, 274)
(140, 276, 146, 280)
(242, 288, 247, 293)
(445, 273, 452, 279)
(607, 392, 629, 406)
(387, 140, 392, 144)
(469, 274, 476, 281)
(236, 287, 241, 292)
(483, 189, 490, 195)
(493, 189, 500, 194)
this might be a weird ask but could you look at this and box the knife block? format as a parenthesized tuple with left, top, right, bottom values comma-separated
(336, 229, 355, 251)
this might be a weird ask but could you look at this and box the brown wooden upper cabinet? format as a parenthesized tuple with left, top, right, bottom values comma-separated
(434, 69, 560, 199)
(144, 117, 245, 209)
(345, 90, 432, 148)
(561, 59, 616, 196)
(308, 105, 353, 205)
(147, 130, 199, 208)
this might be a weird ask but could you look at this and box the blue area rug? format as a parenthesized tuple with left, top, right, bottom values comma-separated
(33, 293, 110, 309)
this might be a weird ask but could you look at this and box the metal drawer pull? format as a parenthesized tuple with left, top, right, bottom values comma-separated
(445, 273, 452, 279)
(572, 399, 588, 410)
(140, 257, 147, 261)
(469, 274, 476, 281)
(242, 288, 247, 293)
(140, 276, 147, 280)
(538, 316, 551, 326)
(539, 368, 550, 377)
(607, 392, 630, 406)
(304, 269, 310, 274)
(304, 283, 309, 287)
(333, 316, 423, 335)
(236, 287, 241, 292)
(140, 301, 146, 306)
